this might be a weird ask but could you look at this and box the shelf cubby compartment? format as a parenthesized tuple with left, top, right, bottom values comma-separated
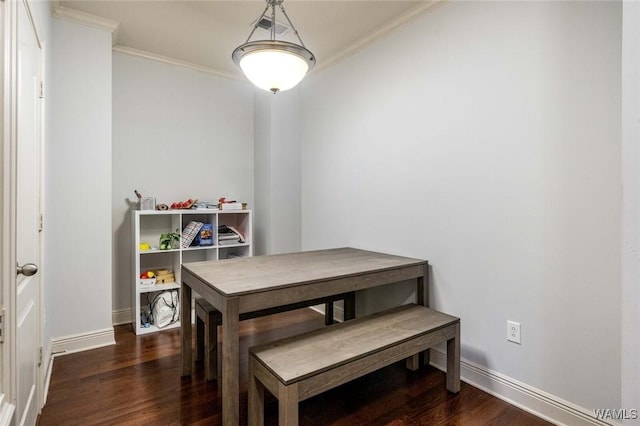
(219, 244, 251, 260)
(132, 209, 252, 335)
(137, 288, 181, 335)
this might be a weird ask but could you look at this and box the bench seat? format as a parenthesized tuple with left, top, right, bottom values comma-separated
(248, 303, 460, 426)
(192, 293, 355, 381)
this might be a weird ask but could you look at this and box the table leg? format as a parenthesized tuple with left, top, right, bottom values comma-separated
(416, 262, 429, 307)
(417, 263, 430, 366)
(222, 297, 240, 426)
(181, 283, 192, 376)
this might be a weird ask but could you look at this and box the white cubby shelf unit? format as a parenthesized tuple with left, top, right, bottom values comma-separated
(131, 209, 253, 335)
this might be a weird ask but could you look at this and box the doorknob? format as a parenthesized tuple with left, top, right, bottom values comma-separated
(17, 262, 38, 276)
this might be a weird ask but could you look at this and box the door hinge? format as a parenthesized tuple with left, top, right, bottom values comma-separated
(39, 81, 44, 99)
(39, 213, 43, 232)
(39, 346, 43, 367)
(0, 309, 5, 344)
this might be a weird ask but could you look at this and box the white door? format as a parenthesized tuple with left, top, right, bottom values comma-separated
(12, 0, 43, 424)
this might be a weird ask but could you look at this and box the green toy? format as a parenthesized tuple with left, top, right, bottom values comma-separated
(159, 229, 180, 250)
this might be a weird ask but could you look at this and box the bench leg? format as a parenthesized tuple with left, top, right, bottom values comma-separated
(324, 302, 334, 325)
(446, 322, 461, 393)
(195, 316, 204, 362)
(423, 348, 431, 367)
(248, 358, 265, 426)
(278, 382, 299, 426)
(344, 292, 356, 320)
(406, 354, 420, 371)
(205, 312, 218, 381)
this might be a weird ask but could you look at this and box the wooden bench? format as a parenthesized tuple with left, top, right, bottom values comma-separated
(248, 303, 460, 426)
(192, 293, 355, 381)
(195, 297, 221, 381)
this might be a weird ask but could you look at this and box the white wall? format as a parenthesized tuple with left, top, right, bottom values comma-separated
(301, 0, 621, 416)
(112, 53, 254, 311)
(47, 19, 113, 338)
(621, 1, 640, 419)
(254, 89, 301, 256)
(254, 92, 271, 256)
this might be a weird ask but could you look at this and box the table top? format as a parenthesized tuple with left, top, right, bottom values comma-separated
(181, 247, 426, 297)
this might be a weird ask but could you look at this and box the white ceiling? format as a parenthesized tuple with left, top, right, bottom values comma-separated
(54, 0, 444, 80)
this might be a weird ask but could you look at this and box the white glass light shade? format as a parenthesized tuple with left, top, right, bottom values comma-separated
(240, 51, 307, 93)
(233, 40, 315, 94)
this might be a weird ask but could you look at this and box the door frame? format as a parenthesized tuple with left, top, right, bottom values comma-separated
(0, 0, 44, 422)
(1, 0, 19, 420)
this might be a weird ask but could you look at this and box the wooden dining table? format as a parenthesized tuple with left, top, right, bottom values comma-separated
(180, 247, 429, 426)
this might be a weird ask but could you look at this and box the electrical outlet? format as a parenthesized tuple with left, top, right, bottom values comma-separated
(507, 320, 521, 344)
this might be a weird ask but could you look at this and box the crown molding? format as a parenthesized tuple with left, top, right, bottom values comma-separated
(50, 0, 120, 44)
(315, 0, 448, 74)
(49, 0, 449, 83)
(49, 0, 243, 83)
(112, 45, 243, 82)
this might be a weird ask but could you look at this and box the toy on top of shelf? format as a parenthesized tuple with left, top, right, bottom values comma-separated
(218, 197, 247, 210)
(170, 198, 197, 209)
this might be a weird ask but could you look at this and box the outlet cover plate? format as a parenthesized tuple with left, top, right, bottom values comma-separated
(507, 320, 521, 344)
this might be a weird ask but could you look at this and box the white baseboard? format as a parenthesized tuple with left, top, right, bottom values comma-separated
(0, 394, 15, 426)
(42, 348, 55, 404)
(429, 348, 618, 426)
(50, 327, 115, 356)
(112, 308, 132, 326)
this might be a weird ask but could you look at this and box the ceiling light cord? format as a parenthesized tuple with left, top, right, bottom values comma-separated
(278, 4, 307, 48)
(244, 4, 270, 44)
(271, 2, 277, 40)
(243, 1, 307, 48)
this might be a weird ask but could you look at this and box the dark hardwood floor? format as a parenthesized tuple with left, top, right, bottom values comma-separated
(39, 308, 551, 426)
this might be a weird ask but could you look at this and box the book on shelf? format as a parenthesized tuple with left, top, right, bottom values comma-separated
(194, 223, 214, 246)
(218, 202, 247, 210)
(181, 221, 203, 248)
(193, 201, 219, 210)
(218, 225, 245, 243)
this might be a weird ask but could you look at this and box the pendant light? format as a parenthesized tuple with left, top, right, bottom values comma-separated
(232, 0, 315, 94)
